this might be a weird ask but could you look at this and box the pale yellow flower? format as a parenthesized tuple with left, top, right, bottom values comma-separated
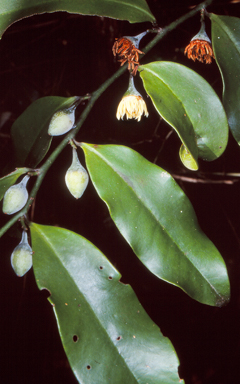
(116, 94, 149, 122)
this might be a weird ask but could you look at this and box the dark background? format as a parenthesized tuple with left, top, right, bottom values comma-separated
(0, 1, 240, 383)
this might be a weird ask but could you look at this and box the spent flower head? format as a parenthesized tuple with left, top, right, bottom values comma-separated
(112, 32, 147, 76)
(184, 21, 214, 64)
(116, 75, 148, 122)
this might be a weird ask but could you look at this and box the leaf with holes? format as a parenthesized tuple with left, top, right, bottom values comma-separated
(30, 222, 181, 384)
(0, 0, 155, 38)
(139, 62, 228, 169)
(81, 143, 230, 306)
(11, 96, 80, 168)
(211, 14, 240, 145)
(0, 168, 30, 201)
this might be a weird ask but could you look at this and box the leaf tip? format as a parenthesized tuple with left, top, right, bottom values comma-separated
(215, 294, 230, 308)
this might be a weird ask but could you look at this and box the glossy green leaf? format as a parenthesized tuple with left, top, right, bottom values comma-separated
(0, 0, 155, 38)
(82, 143, 230, 306)
(179, 144, 198, 171)
(11, 96, 80, 167)
(0, 168, 30, 201)
(30, 223, 181, 384)
(139, 62, 228, 167)
(211, 14, 240, 145)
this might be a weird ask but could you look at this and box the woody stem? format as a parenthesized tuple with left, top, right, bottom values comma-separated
(143, 0, 214, 55)
(0, 0, 214, 238)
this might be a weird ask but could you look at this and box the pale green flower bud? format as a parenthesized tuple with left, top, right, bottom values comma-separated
(3, 175, 30, 215)
(11, 231, 33, 277)
(65, 148, 89, 199)
(48, 108, 75, 136)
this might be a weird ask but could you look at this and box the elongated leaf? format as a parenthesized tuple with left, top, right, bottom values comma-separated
(0, 168, 30, 201)
(30, 223, 181, 384)
(11, 96, 80, 167)
(0, 0, 155, 38)
(82, 143, 230, 307)
(211, 14, 240, 145)
(139, 62, 228, 168)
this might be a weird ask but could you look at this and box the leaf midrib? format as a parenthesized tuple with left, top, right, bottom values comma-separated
(85, 145, 220, 299)
(33, 224, 140, 384)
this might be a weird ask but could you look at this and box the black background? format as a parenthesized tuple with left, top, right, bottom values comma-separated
(0, 1, 240, 383)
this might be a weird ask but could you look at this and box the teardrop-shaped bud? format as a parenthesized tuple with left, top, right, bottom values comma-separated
(11, 231, 33, 277)
(65, 148, 89, 199)
(48, 107, 75, 136)
(3, 175, 30, 215)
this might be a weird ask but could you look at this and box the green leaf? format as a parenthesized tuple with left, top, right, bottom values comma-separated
(0, 0, 155, 38)
(82, 143, 230, 307)
(210, 14, 240, 145)
(179, 144, 198, 171)
(11, 96, 80, 168)
(139, 62, 228, 168)
(0, 168, 30, 201)
(30, 223, 181, 384)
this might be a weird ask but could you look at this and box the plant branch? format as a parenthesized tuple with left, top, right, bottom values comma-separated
(144, 0, 214, 55)
(0, 0, 214, 238)
(0, 67, 126, 238)
(172, 174, 238, 185)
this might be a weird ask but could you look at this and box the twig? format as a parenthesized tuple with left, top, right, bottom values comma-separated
(172, 174, 239, 185)
(0, 0, 215, 239)
(143, 0, 214, 56)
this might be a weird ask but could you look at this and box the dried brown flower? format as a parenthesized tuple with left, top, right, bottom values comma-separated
(184, 39, 214, 64)
(112, 37, 144, 76)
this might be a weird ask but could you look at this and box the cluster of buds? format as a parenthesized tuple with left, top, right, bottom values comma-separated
(2, 174, 33, 276)
(1, 100, 89, 276)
